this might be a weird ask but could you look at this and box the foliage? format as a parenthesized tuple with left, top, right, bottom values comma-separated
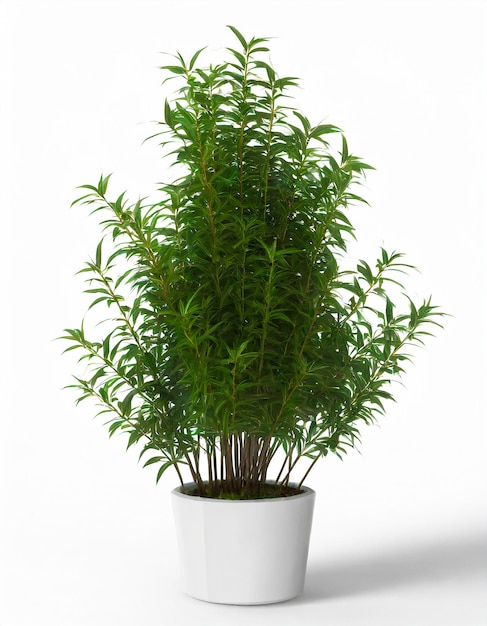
(61, 26, 443, 497)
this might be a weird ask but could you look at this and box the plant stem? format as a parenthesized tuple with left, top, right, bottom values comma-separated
(297, 455, 320, 489)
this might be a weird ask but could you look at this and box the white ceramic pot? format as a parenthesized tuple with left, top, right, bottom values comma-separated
(171, 483, 315, 605)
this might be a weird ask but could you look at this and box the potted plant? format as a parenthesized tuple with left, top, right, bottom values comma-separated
(62, 26, 443, 605)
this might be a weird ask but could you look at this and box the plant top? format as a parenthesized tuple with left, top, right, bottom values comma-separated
(62, 26, 443, 498)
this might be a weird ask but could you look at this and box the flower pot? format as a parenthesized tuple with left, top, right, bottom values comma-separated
(171, 483, 315, 605)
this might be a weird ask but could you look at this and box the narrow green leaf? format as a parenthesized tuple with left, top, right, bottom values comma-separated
(160, 65, 186, 75)
(164, 99, 173, 127)
(385, 297, 394, 324)
(309, 124, 341, 140)
(126, 429, 140, 450)
(341, 134, 349, 164)
(227, 25, 248, 50)
(97, 173, 111, 196)
(121, 389, 138, 416)
(156, 461, 174, 484)
(189, 47, 206, 70)
(95, 239, 103, 268)
(143, 456, 164, 468)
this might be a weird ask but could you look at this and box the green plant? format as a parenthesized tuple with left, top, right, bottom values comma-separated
(62, 26, 443, 499)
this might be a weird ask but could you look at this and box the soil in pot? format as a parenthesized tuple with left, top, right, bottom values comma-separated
(180, 481, 303, 500)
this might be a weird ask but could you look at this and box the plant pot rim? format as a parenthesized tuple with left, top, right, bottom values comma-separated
(172, 482, 315, 503)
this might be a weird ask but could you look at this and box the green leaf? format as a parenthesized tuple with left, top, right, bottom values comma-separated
(227, 47, 246, 68)
(126, 429, 141, 450)
(97, 173, 111, 196)
(385, 297, 394, 324)
(227, 25, 248, 50)
(95, 239, 103, 268)
(293, 111, 310, 132)
(143, 456, 164, 468)
(357, 260, 374, 284)
(120, 389, 138, 416)
(189, 47, 206, 70)
(108, 421, 123, 438)
(164, 99, 173, 127)
(161, 65, 186, 75)
(309, 124, 341, 140)
(341, 134, 349, 164)
(408, 299, 418, 329)
(102, 334, 111, 360)
(156, 461, 174, 484)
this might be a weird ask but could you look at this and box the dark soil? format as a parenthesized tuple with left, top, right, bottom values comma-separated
(181, 481, 303, 500)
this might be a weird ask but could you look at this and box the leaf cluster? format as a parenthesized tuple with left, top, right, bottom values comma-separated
(62, 27, 444, 495)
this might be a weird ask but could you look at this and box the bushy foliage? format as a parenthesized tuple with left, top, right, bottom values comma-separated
(62, 27, 443, 497)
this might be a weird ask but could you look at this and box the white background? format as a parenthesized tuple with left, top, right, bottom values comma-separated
(1, 1, 486, 624)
